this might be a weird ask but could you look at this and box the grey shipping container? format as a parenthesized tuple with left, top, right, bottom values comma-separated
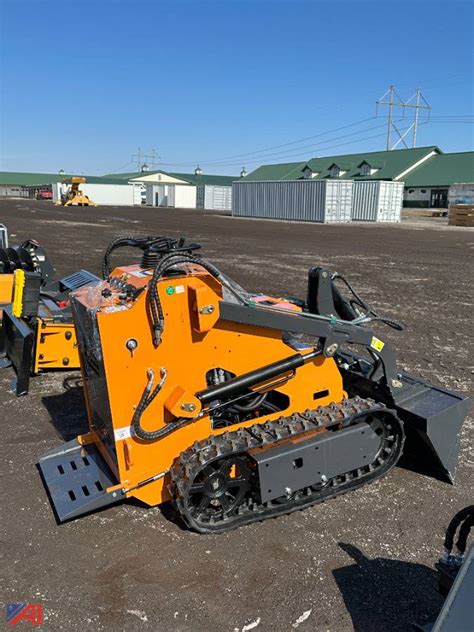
(197, 185, 232, 211)
(232, 179, 353, 223)
(352, 181, 404, 222)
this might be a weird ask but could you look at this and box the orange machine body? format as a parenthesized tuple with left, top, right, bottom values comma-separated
(0, 274, 14, 305)
(72, 263, 344, 507)
(33, 319, 79, 373)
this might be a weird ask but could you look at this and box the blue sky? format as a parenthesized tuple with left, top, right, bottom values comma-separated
(1, 0, 473, 176)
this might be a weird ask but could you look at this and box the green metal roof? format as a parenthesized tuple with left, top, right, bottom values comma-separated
(168, 172, 238, 186)
(102, 171, 148, 180)
(0, 172, 130, 186)
(243, 161, 307, 181)
(403, 151, 474, 187)
(104, 170, 238, 186)
(245, 147, 441, 182)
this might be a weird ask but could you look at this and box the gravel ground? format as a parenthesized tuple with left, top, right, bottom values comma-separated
(0, 199, 472, 632)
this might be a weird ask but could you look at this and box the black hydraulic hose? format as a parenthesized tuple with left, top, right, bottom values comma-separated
(456, 514, 473, 554)
(148, 252, 244, 346)
(232, 392, 267, 412)
(332, 273, 370, 312)
(131, 367, 191, 442)
(102, 235, 164, 279)
(197, 349, 320, 405)
(444, 505, 474, 553)
(332, 272, 404, 331)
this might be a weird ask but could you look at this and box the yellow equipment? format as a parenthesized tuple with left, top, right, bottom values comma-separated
(38, 236, 470, 532)
(0, 275, 14, 305)
(55, 176, 97, 206)
(0, 249, 99, 395)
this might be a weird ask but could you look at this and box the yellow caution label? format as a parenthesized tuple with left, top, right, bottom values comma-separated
(370, 336, 385, 352)
(12, 269, 26, 317)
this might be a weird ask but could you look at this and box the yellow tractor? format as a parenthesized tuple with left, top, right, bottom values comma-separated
(38, 236, 470, 532)
(55, 176, 97, 207)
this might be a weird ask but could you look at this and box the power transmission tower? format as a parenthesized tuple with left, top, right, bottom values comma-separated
(131, 148, 160, 171)
(376, 85, 431, 150)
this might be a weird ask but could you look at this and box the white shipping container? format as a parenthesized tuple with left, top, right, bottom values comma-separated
(232, 180, 353, 223)
(52, 182, 138, 206)
(197, 185, 232, 211)
(352, 181, 404, 222)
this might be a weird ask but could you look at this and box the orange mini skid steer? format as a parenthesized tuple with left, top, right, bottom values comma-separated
(38, 236, 470, 533)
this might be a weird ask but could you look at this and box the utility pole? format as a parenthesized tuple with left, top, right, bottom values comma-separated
(131, 148, 160, 171)
(413, 88, 420, 147)
(376, 86, 431, 150)
(387, 85, 394, 151)
(132, 147, 142, 171)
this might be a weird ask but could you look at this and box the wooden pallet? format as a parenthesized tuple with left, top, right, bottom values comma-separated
(448, 204, 474, 227)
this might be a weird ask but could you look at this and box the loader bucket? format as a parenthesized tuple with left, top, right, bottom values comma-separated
(393, 372, 470, 483)
(38, 438, 123, 522)
(0, 306, 34, 396)
(341, 359, 470, 484)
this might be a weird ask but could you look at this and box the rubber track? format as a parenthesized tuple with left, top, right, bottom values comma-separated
(171, 396, 404, 533)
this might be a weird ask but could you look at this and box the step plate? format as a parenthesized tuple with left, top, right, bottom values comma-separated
(38, 439, 122, 522)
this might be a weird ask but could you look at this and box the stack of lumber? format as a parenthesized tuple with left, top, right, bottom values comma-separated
(448, 204, 474, 227)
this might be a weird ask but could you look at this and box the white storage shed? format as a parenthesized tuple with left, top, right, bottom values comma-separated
(232, 179, 353, 223)
(352, 181, 404, 222)
(145, 184, 197, 209)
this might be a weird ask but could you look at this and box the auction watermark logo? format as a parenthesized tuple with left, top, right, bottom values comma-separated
(6, 604, 43, 626)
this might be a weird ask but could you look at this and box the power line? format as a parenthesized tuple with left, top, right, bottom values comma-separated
(160, 121, 430, 169)
(158, 118, 408, 169)
(106, 160, 136, 174)
(162, 116, 378, 167)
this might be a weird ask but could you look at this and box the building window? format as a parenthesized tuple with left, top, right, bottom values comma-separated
(408, 189, 414, 193)
(421, 189, 426, 193)
(360, 163, 371, 177)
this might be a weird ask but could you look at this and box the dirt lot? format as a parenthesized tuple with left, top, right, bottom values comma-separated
(0, 199, 472, 632)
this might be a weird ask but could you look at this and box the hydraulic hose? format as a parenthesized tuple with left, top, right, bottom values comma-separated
(331, 272, 404, 331)
(232, 392, 268, 412)
(102, 235, 164, 279)
(132, 367, 197, 442)
(148, 252, 247, 346)
(444, 505, 474, 554)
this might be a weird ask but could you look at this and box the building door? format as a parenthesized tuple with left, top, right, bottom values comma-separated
(430, 189, 448, 208)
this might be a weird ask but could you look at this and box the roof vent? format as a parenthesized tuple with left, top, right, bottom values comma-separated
(195, 165, 203, 176)
(141, 163, 150, 172)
